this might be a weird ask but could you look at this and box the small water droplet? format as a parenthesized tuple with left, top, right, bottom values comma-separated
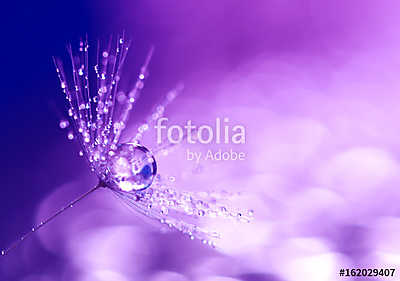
(59, 120, 69, 129)
(79, 151, 84, 156)
(67, 132, 74, 140)
(1, 250, 5, 256)
(160, 206, 168, 215)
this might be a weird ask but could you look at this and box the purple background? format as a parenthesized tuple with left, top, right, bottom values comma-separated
(2, 1, 400, 280)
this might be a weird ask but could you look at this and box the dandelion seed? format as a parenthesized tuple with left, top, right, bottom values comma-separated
(1, 34, 253, 256)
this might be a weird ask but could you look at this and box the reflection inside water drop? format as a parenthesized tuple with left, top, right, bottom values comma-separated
(107, 143, 157, 192)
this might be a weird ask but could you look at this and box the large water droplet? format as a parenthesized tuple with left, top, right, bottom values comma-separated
(107, 143, 157, 191)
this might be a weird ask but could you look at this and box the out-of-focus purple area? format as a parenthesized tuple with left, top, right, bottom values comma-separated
(2, 0, 400, 280)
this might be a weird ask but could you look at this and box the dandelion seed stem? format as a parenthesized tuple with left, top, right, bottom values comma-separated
(1, 181, 104, 256)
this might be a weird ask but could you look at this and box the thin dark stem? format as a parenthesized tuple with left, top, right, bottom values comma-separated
(1, 181, 104, 256)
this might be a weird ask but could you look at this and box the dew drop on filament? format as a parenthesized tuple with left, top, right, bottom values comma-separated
(107, 143, 157, 192)
(67, 132, 74, 140)
(59, 120, 70, 129)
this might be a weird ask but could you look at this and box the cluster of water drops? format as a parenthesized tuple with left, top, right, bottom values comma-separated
(112, 175, 254, 246)
(53, 34, 154, 182)
(53, 34, 254, 247)
(1, 34, 253, 256)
